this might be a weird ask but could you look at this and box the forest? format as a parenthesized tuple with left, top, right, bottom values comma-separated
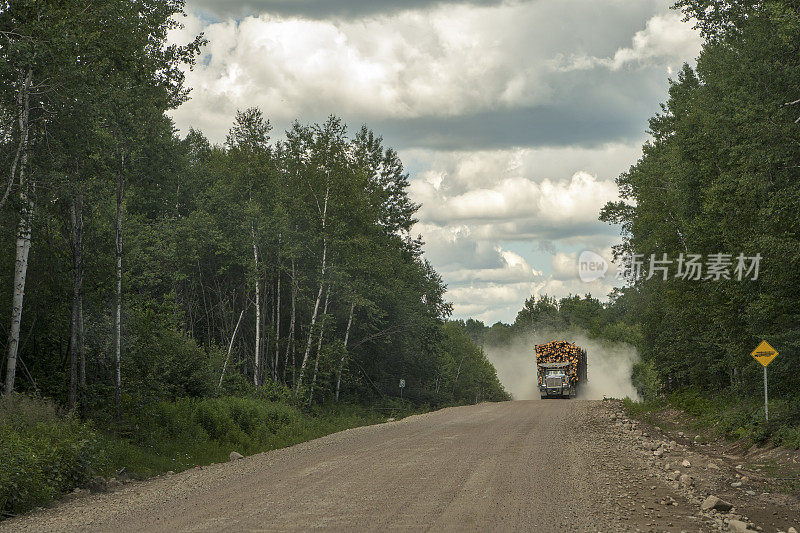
(0, 0, 507, 515)
(0, 0, 507, 409)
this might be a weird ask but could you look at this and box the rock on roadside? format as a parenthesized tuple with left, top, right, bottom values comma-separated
(229, 451, 244, 461)
(728, 519, 752, 532)
(701, 495, 733, 513)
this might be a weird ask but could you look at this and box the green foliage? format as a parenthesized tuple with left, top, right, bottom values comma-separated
(458, 292, 641, 352)
(434, 323, 510, 404)
(623, 388, 800, 449)
(0, 396, 101, 517)
(631, 359, 661, 401)
(0, 0, 507, 416)
(599, 321, 643, 348)
(102, 395, 400, 478)
(123, 307, 223, 405)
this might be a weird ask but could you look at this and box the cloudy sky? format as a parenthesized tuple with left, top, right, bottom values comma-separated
(169, 0, 702, 324)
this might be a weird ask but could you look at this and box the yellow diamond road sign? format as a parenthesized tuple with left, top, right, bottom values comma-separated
(751, 340, 778, 367)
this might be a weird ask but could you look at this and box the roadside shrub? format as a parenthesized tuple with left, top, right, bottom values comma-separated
(124, 308, 221, 406)
(623, 387, 800, 450)
(122, 396, 304, 460)
(668, 389, 713, 417)
(254, 379, 296, 404)
(0, 395, 101, 517)
(631, 359, 661, 401)
(773, 425, 800, 449)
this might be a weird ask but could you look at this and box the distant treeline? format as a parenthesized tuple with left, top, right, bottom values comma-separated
(0, 0, 508, 422)
(452, 294, 641, 352)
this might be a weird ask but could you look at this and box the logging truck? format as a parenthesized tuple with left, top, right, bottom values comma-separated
(535, 341, 588, 399)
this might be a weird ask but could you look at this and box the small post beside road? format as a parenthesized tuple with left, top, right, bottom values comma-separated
(399, 378, 405, 399)
(750, 340, 778, 421)
(763, 366, 768, 421)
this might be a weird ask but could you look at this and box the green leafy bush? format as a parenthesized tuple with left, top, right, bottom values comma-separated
(631, 359, 661, 401)
(0, 396, 101, 517)
(105, 395, 390, 478)
(123, 308, 222, 405)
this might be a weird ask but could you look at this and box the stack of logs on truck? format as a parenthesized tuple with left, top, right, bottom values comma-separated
(535, 341, 587, 399)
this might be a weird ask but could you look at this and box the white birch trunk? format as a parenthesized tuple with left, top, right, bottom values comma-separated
(296, 183, 329, 390)
(3, 69, 32, 398)
(252, 224, 261, 387)
(283, 258, 296, 383)
(68, 193, 83, 410)
(78, 286, 85, 404)
(296, 255, 325, 391)
(452, 352, 466, 396)
(334, 302, 355, 402)
(267, 275, 274, 379)
(114, 155, 124, 421)
(219, 309, 245, 388)
(274, 269, 281, 380)
(308, 286, 330, 403)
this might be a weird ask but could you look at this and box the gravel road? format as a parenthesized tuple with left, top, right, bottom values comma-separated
(3, 400, 797, 532)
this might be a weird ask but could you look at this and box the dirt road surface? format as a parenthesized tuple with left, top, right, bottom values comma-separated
(3, 400, 798, 532)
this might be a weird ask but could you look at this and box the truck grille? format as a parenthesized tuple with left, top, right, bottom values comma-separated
(545, 376, 563, 388)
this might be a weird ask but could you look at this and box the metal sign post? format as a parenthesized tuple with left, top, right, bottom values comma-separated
(763, 366, 768, 421)
(399, 378, 405, 399)
(750, 340, 778, 421)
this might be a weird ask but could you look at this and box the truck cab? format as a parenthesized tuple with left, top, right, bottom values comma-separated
(538, 362, 574, 399)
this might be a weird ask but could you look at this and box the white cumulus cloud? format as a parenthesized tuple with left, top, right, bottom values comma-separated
(169, 0, 701, 323)
(549, 12, 701, 72)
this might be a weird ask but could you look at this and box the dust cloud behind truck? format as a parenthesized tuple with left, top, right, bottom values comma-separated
(535, 341, 588, 399)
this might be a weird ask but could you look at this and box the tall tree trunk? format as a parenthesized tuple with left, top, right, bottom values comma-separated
(113, 155, 124, 422)
(252, 223, 261, 387)
(283, 258, 296, 384)
(296, 184, 329, 390)
(308, 286, 330, 404)
(274, 268, 281, 380)
(68, 192, 84, 410)
(452, 351, 466, 396)
(78, 286, 85, 409)
(296, 254, 325, 391)
(335, 302, 355, 402)
(218, 309, 245, 389)
(0, 69, 32, 211)
(3, 68, 33, 398)
(197, 260, 212, 343)
(268, 273, 274, 379)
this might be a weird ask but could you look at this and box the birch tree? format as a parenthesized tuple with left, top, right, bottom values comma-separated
(68, 193, 84, 410)
(101, 0, 203, 416)
(0, 5, 39, 396)
(334, 301, 355, 401)
(225, 108, 272, 386)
